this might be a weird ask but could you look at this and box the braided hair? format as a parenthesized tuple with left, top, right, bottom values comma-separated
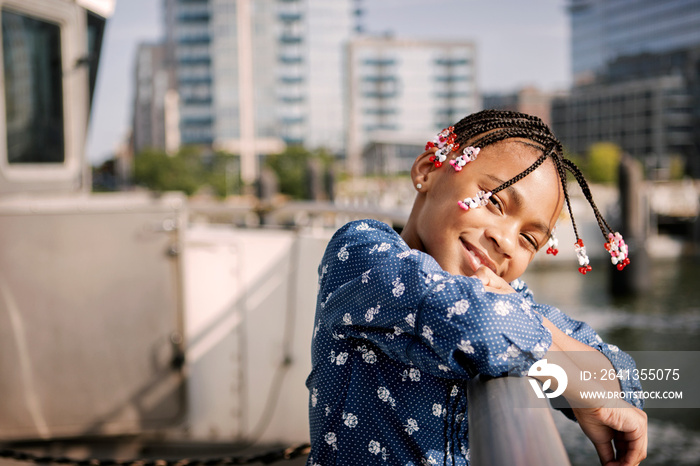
(439, 109, 628, 273)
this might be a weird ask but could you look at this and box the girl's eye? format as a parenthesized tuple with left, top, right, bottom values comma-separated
(489, 196, 503, 212)
(522, 234, 538, 250)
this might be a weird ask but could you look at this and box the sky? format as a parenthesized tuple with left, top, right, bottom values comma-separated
(86, 0, 571, 164)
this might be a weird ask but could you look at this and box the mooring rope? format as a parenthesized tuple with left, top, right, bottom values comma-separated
(0, 443, 311, 466)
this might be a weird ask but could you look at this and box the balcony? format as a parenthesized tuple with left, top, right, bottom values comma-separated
(178, 56, 211, 66)
(362, 58, 396, 67)
(278, 12, 302, 22)
(177, 12, 210, 23)
(177, 34, 211, 45)
(279, 75, 304, 85)
(278, 54, 303, 65)
(362, 75, 397, 83)
(279, 34, 303, 44)
(434, 58, 469, 66)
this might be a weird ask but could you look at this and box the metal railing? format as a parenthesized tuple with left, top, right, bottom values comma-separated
(467, 375, 571, 466)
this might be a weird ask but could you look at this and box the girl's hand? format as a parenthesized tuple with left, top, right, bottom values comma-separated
(473, 265, 515, 294)
(573, 401, 648, 466)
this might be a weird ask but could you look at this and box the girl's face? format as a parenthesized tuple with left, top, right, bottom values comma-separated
(404, 139, 564, 283)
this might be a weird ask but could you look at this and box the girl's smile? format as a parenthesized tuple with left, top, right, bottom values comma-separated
(403, 139, 565, 283)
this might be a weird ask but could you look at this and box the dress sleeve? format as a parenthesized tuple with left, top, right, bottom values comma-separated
(510, 279, 644, 410)
(317, 220, 553, 380)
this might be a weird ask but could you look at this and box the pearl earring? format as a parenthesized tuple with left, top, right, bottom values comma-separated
(416, 183, 422, 190)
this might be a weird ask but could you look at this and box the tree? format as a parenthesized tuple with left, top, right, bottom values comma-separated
(586, 142, 622, 184)
(263, 146, 334, 199)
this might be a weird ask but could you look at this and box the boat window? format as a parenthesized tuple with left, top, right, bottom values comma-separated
(2, 9, 64, 164)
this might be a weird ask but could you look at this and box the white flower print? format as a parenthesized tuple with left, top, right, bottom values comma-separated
(511, 278, 524, 291)
(329, 350, 348, 365)
(368, 242, 391, 254)
(318, 264, 328, 284)
(361, 269, 372, 283)
(450, 385, 459, 397)
(324, 405, 331, 416)
(337, 244, 349, 261)
(313, 322, 320, 339)
(368, 440, 389, 461)
(607, 344, 619, 352)
(498, 344, 521, 361)
(397, 249, 416, 259)
(438, 364, 450, 372)
(320, 292, 332, 309)
(595, 335, 603, 344)
(446, 299, 470, 319)
(458, 339, 475, 354)
(362, 350, 377, 364)
(356, 345, 377, 364)
(365, 304, 380, 322)
(311, 388, 318, 407)
(377, 386, 396, 408)
(405, 313, 416, 328)
(494, 300, 513, 316)
(342, 313, 352, 325)
(402, 367, 421, 382)
(521, 300, 533, 316)
(392, 277, 405, 297)
(386, 325, 404, 340)
(324, 431, 338, 450)
(565, 328, 573, 336)
(532, 342, 547, 359)
(455, 413, 465, 423)
(421, 325, 434, 345)
(434, 283, 446, 293)
(342, 412, 358, 428)
(432, 403, 443, 417)
(404, 418, 419, 435)
(356, 222, 375, 231)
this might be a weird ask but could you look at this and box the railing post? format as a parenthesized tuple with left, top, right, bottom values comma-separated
(467, 375, 571, 466)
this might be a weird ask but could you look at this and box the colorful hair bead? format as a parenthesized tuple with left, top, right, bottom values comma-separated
(450, 146, 480, 172)
(457, 190, 491, 211)
(426, 127, 458, 168)
(574, 238, 592, 274)
(546, 231, 559, 256)
(605, 232, 630, 271)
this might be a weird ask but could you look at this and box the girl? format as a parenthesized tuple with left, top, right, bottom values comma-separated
(306, 110, 647, 465)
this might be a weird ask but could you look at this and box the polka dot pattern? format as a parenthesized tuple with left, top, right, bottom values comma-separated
(305, 219, 643, 465)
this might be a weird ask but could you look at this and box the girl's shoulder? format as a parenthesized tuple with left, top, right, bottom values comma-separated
(331, 219, 401, 244)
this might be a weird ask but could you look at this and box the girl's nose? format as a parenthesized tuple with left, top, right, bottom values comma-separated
(486, 222, 517, 258)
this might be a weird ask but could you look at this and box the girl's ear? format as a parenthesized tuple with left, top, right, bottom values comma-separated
(411, 149, 439, 190)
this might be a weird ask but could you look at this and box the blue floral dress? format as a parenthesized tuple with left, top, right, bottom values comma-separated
(306, 219, 642, 466)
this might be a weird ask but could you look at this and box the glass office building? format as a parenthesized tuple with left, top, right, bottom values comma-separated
(570, 0, 700, 83)
(166, 0, 356, 153)
(347, 38, 478, 175)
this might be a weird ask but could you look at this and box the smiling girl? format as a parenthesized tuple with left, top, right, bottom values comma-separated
(306, 110, 646, 466)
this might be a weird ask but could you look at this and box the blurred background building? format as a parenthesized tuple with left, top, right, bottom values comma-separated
(347, 37, 478, 176)
(552, 0, 700, 177)
(131, 0, 479, 178)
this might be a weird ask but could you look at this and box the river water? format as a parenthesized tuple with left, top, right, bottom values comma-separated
(521, 257, 700, 465)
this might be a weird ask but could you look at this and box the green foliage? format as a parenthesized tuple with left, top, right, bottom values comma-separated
(264, 145, 334, 199)
(586, 142, 622, 184)
(133, 147, 240, 197)
(668, 155, 686, 180)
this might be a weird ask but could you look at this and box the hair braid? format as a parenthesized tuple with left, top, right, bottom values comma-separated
(440, 109, 628, 273)
(563, 159, 614, 238)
